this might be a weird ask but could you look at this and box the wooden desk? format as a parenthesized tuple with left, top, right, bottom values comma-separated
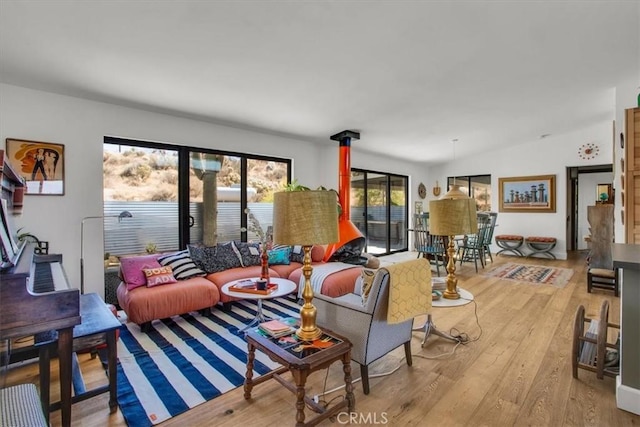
(244, 326, 355, 426)
(36, 293, 121, 423)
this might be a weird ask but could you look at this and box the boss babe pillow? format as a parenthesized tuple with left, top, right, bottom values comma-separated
(143, 266, 178, 287)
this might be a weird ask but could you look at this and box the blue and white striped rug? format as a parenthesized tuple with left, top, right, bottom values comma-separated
(116, 296, 300, 427)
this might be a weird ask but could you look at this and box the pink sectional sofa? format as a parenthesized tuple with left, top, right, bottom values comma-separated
(116, 244, 363, 331)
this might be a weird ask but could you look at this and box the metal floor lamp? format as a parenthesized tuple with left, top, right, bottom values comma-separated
(414, 288, 474, 346)
(80, 210, 132, 294)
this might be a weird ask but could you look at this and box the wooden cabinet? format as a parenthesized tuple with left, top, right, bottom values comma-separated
(624, 107, 640, 243)
(612, 244, 640, 415)
(587, 205, 614, 269)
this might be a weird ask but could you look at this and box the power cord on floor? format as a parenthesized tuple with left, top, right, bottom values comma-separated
(449, 297, 483, 344)
(310, 361, 406, 406)
(309, 298, 483, 401)
(414, 341, 463, 360)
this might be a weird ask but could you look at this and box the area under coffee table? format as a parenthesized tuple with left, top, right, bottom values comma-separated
(221, 277, 297, 331)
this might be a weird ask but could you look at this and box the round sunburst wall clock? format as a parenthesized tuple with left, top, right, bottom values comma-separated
(578, 143, 600, 160)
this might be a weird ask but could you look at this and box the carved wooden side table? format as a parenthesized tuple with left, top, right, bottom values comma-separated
(244, 325, 354, 426)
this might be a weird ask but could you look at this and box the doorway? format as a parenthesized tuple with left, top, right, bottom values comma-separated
(566, 164, 613, 251)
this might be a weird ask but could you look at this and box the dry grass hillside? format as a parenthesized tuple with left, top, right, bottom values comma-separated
(103, 148, 287, 202)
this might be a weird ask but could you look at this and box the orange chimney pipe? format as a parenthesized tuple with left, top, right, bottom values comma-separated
(324, 130, 363, 262)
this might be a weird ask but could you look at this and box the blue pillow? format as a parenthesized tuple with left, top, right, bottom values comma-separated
(268, 247, 291, 265)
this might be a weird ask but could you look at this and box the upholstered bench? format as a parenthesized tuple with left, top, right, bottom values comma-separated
(0, 383, 48, 427)
(525, 236, 557, 259)
(495, 235, 525, 257)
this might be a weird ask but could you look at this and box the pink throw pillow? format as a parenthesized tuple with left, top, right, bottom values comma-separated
(120, 254, 162, 291)
(143, 266, 178, 287)
(311, 245, 326, 262)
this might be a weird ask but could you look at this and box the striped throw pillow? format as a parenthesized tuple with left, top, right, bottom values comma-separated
(157, 250, 206, 280)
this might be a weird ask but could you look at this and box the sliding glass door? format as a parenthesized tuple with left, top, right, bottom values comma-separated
(351, 169, 408, 255)
(103, 142, 180, 256)
(448, 175, 492, 211)
(188, 153, 241, 246)
(104, 137, 290, 257)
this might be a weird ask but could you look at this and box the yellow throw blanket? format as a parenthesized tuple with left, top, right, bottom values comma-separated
(382, 258, 432, 324)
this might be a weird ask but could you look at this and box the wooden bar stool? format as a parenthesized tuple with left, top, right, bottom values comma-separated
(587, 268, 619, 297)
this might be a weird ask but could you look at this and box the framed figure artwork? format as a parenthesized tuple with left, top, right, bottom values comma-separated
(6, 138, 65, 195)
(498, 175, 556, 213)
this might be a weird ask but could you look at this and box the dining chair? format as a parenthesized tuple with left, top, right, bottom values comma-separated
(458, 212, 492, 272)
(411, 213, 445, 276)
(481, 212, 498, 265)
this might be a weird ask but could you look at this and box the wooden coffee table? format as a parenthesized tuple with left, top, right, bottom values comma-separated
(221, 277, 296, 332)
(244, 325, 354, 426)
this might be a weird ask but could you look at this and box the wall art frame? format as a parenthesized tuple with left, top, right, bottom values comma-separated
(5, 138, 65, 195)
(498, 174, 556, 213)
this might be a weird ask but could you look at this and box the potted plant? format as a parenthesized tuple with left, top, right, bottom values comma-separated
(16, 227, 40, 244)
(17, 228, 49, 254)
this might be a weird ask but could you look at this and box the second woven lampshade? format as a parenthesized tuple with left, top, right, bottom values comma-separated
(429, 186, 478, 299)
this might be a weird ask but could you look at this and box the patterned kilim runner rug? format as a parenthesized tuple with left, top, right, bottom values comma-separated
(483, 263, 574, 288)
(117, 296, 300, 427)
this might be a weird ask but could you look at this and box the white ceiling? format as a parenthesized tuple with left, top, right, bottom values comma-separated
(1, 1, 638, 164)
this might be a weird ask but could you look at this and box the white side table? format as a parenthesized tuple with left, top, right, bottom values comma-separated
(221, 277, 296, 332)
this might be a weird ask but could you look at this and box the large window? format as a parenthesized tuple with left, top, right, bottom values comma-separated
(103, 137, 290, 256)
(351, 169, 408, 255)
(447, 175, 492, 211)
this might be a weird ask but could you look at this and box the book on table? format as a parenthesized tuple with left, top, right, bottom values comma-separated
(229, 279, 278, 295)
(259, 319, 295, 338)
(283, 333, 343, 359)
(432, 277, 446, 291)
(579, 319, 599, 366)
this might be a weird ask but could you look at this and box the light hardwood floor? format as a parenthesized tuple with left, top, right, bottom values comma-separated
(3, 251, 638, 426)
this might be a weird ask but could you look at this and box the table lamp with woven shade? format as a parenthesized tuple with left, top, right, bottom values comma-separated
(273, 190, 339, 340)
(429, 185, 478, 299)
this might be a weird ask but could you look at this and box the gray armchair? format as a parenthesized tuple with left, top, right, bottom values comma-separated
(314, 260, 428, 394)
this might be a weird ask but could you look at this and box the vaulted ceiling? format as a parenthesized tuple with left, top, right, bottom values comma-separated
(1, 1, 638, 163)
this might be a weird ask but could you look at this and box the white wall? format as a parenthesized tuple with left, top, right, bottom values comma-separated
(577, 172, 613, 250)
(427, 121, 614, 260)
(0, 83, 425, 298)
(0, 81, 622, 293)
